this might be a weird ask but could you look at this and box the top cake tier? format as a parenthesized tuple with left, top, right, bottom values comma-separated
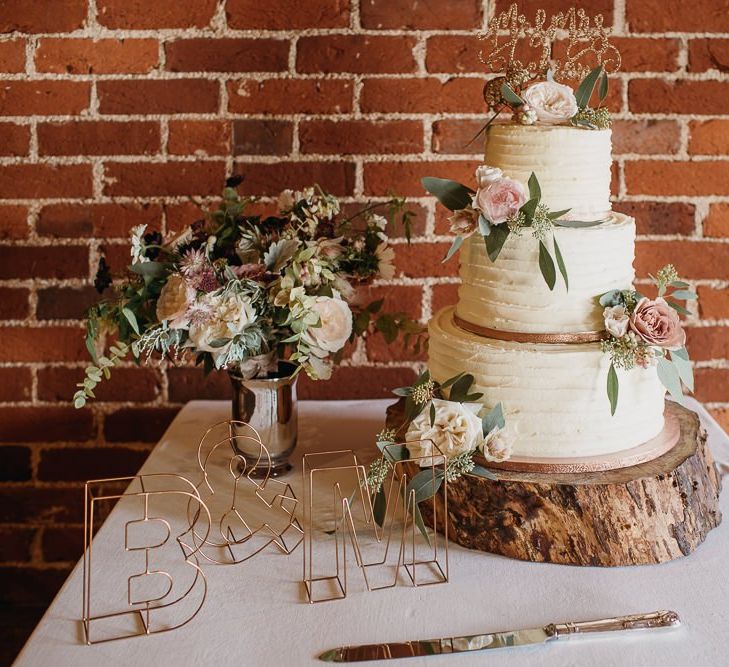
(484, 123, 612, 221)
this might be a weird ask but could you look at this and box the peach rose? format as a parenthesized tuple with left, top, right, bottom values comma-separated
(156, 274, 194, 329)
(629, 297, 686, 350)
(474, 177, 527, 225)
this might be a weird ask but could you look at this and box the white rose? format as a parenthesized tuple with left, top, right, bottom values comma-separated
(475, 165, 503, 188)
(156, 274, 194, 329)
(521, 81, 579, 123)
(302, 295, 353, 354)
(480, 425, 515, 463)
(406, 399, 483, 467)
(603, 304, 629, 339)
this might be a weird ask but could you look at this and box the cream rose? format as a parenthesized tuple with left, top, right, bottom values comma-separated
(629, 297, 686, 350)
(302, 295, 353, 354)
(603, 304, 629, 339)
(522, 81, 579, 123)
(188, 293, 256, 364)
(475, 165, 503, 188)
(406, 399, 483, 466)
(480, 425, 515, 463)
(474, 177, 527, 225)
(156, 274, 194, 329)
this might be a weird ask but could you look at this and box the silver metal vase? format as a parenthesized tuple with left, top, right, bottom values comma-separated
(229, 361, 299, 477)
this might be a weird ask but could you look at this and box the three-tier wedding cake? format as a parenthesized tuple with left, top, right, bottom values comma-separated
(427, 123, 667, 461)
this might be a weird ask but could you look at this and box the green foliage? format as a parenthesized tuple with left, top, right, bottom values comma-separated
(481, 402, 505, 438)
(421, 177, 474, 211)
(553, 235, 569, 291)
(73, 341, 131, 408)
(607, 362, 619, 416)
(443, 235, 464, 263)
(484, 224, 510, 262)
(538, 240, 557, 291)
(500, 83, 525, 106)
(575, 65, 603, 109)
(657, 356, 684, 403)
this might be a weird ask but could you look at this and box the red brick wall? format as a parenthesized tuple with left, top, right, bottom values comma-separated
(1, 0, 729, 653)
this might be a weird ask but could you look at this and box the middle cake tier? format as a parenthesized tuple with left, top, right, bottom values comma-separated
(456, 212, 636, 334)
(428, 307, 666, 459)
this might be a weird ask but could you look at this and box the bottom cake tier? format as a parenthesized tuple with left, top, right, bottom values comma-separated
(428, 306, 666, 459)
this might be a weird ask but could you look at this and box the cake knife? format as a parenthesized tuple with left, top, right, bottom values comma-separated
(318, 610, 681, 662)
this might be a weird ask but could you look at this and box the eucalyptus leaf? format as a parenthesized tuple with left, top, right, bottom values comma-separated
(666, 300, 691, 316)
(607, 362, 619, 416)
(407, 469, 445, 504)
(527, 172, 541, 201)
(129, 261, 168, 278)
(442, 235, 464, 263)
(413, 503, 431, 546)
(599, 289, 623, 307)
(538, 241, 556, 291)
(448, 373, 475, 402)
(670, 280, 690, 289)
(439, 372, 465, 389)
(392, 387, 412, 397)
(598, 71, 609, 103)
(470, 465, 498, 481)
(478, 214, 491, 237)
(484, 224, 510, 262)
(421, 177, 474, 211)
(657, 356, 684, 403)
(481, 402, 505, 437)
(373, 486, 387, 527)
(379, 443, 409, 462)
(670, 347, 694, 392)
(521, 197, 538, 219)
(553, 235, 569, 291)
(547, 208, 571, 220)
(121, 307, 140, 335)
(500, 83, 524, 106)
(575, 65, 603, 109)
(553, 218, 607, 228)
(670, 289, 698, 301)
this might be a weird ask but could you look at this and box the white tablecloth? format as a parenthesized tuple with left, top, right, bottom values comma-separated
(15, 398, 729, 667)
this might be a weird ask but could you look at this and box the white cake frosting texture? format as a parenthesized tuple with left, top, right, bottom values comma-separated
(456, 213, 636, 334)
(428, 307, 666, 458)
(484, 123, 612, 220)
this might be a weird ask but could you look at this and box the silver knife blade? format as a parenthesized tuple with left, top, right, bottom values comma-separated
(319, 627, 549, 662)
(318, 610, 681, 662)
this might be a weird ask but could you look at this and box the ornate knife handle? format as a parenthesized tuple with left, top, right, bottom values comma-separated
(545, 610, 681, 639)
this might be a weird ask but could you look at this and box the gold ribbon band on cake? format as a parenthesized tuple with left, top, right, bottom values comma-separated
(453, 314, 607, 344)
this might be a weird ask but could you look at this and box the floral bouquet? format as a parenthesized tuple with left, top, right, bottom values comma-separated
(74, 178, 423, 408)
(366, 371, 512, 540)
(423, 165, 580, 290)
(599, 264, 697, 414)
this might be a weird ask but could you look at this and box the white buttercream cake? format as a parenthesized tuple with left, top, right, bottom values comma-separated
(427, 123, 667, 460)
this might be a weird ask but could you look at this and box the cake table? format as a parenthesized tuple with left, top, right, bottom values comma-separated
(13, 399, 729, 667)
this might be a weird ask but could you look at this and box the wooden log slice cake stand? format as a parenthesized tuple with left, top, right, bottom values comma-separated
(386, 400, 722, 567)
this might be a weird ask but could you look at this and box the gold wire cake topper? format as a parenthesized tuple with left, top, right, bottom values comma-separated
(480, 3, 621, 81)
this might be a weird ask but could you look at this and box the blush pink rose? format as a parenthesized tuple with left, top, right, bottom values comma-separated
(473, 177, 527, 225)
(629, 297, 686, 350)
